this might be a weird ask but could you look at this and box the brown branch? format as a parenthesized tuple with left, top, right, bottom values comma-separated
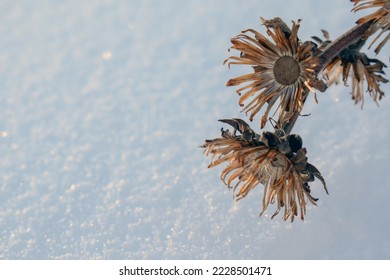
(315, 19, 374, 72)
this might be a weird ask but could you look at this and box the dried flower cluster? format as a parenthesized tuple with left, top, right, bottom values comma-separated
(201, 119, 328, 222)
(201, 0, 388, 221)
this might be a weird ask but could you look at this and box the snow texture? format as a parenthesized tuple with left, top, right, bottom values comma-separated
(0, 0, 389, 259)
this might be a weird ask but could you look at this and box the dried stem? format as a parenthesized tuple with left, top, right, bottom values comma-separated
(282, 91, 309, 135)
(315, 19, 374, 72)
(282, 20, 375, 135)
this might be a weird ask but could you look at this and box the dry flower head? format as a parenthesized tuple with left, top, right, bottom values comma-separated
(224, 18, 326, 128)
(201, 119, 328, 222)
(313, 30, 388, 106)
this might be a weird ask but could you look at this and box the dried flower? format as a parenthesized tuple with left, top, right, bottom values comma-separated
(313, 31, 389, 106)
(224, 17, 326, 128)
(201, 5, 388, 223)
(325, 52, 388, 106)
(201, 118, 328, 222)
(351, 0, 390, 53)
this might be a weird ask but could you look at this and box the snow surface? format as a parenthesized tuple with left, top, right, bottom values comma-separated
(0, 0, 389, 259)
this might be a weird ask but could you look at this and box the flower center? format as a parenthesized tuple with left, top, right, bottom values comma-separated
(273, 56, 301, 85)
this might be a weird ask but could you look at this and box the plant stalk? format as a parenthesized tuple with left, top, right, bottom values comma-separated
(315, 19, 374, 72)
(282, 20, 375, 135)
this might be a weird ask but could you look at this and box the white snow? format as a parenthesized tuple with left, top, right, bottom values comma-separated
(0, 0, 389, 259)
